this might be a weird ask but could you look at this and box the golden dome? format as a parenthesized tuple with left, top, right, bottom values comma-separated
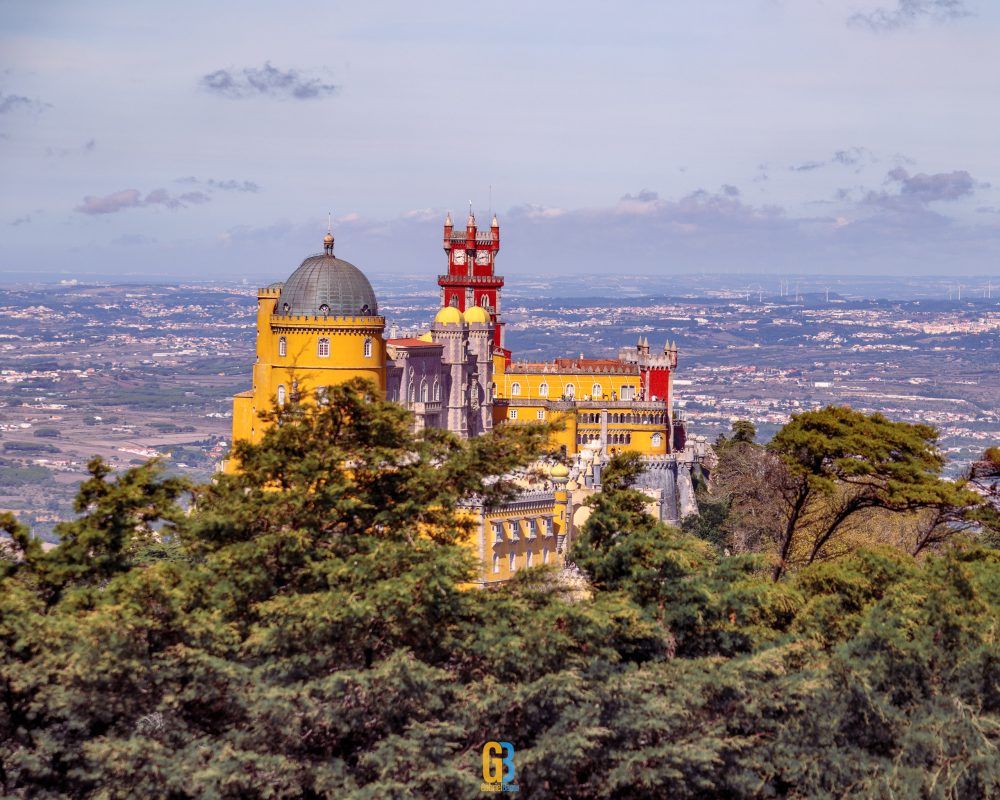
(550, 463, 570, 479)
(418, 331, 433, 342)
(464, 305, 490, 324)
(434, 306, 463, 325)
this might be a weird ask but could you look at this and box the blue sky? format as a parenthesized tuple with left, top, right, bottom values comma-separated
(2, 0, 999, 280)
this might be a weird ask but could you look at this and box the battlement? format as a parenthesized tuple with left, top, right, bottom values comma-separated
(447, 232, 497, 245)
(270, 314, 385, 329)
(508, 359, 639, 376)
(437, 275, 505, 286)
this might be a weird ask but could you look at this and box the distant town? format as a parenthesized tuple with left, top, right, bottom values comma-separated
(1, 273, 998, 538)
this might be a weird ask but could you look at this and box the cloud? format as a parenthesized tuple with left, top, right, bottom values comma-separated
(0, 92, 50, 114)
(10, 215, 31, 226)
(112, 233, 158, 246)
(176, 176, 260, 192)
(76, 188, 211, 215)
(886, 166, 978, 202)
(791, 160, 824, 172)
(849, 0, 971, 32)
(199, 62, 338, 100)
(46, 138, 96, 158)
(791, 146, 875, 174)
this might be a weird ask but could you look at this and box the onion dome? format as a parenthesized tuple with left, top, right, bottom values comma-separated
(277, 237, 378, 317)
(433, 306, 463, 325)
(550, 463, 570, 481)
(463, 305, 490, 324)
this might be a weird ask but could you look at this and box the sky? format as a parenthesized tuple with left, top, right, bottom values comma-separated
(2, 0, 1000, 282)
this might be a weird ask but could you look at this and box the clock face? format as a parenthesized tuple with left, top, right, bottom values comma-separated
(475, 251, 491, 265)
(452, 250, 466, 265)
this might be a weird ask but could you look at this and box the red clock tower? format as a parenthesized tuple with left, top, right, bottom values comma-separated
(438, 208, 506, 354)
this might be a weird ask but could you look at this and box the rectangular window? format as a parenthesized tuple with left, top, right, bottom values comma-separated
(543, 545, 549, 564)
(493, 553, 500, 574)
(509, 551, 516, 573)
(526, 548, 533, 568)
(536, 409, 545, 420)
(526, 519, 536, 538)
(509, 409, 518, 420)
(621, 385, 635, 401)
(317, 338, 330, 358)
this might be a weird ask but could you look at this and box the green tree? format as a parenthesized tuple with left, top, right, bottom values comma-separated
(767, 406, 969, 580)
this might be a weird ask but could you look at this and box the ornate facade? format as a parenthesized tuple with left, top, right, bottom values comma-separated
(226, 213, 712, 584)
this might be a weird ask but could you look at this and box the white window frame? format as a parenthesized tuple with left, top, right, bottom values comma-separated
(592, 383, 603, 399)
(277, 385, 286, 406)
(526, 547, 533, 568)
(509, 408, 518, 420)
(537, 409, 545, 420)
(493, 553, 500, 574)
(278, 337, 287, 357)
(652, 432, 663, 447)
(511, 382, 521, 397)
(317, 337, 330, 358)
(363, 337, 372, 358)
(538, 382, 548, 397)
(565, 383, 575, 399)
(509, 551, 516, 572)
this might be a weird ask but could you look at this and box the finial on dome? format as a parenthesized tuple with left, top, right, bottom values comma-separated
(323, 213, 335, 256)
(467, 200, 475, 227)
(491, 212, 499, 227)
(445, 211, 453, 227)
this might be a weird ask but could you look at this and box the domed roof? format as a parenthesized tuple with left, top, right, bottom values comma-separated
(464, 305, 490, 324)
(277, 254, 378, 317)
(434, 306, 463, 325)
(550, 463, 570, 479)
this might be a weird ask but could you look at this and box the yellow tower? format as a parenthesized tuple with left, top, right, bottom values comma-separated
(226, 231, 386, 466)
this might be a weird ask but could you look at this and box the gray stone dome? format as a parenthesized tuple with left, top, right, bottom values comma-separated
(277, 254, 378, 317)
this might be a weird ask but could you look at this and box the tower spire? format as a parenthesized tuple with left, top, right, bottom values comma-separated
(323, 212, 334, 256)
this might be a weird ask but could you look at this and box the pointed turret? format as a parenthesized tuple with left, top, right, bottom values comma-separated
(443, 211, 453, 252)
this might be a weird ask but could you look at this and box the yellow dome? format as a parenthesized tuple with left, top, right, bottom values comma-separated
(418, 331, 433, 342)
(434, 306, 463, 325)
(550, 463, 570, 478)
(464, 305, 490, 324)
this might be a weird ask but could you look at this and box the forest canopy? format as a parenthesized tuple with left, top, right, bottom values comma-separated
(1, 381, 998, 799)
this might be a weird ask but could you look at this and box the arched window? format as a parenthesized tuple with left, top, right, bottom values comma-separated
(363, 337, 372, 358)
(480, 295, 489, 307)
(592, 383, 603, 398)
(317, 337, 330, 358)
(565, 383, 575, 399)
(511, 382, 521, 397)
(652, 432, 663, 447)
(278, 337, 287, 357)
(420, 382, 429, 403)
(538, 382, 548, 397)
(526, 547, 533, 568)
(282, 302, 290, 313)
(408, 382, 415, 404)
(509, 551, 516, 573)
(543, 544, 549, 565)
(277, 385, 286, 406)
(318, 304, 330, 315)
(433, 381, 440, 402)
(492, 553, 500, 574)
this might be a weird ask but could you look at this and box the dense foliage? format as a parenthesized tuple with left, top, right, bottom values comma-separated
(2, 385, 998, 798)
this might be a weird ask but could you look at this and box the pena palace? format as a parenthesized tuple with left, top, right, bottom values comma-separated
(225, 209, 713, 584)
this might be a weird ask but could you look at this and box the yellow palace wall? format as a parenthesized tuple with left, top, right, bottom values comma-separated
(228, 287, 387, 461)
